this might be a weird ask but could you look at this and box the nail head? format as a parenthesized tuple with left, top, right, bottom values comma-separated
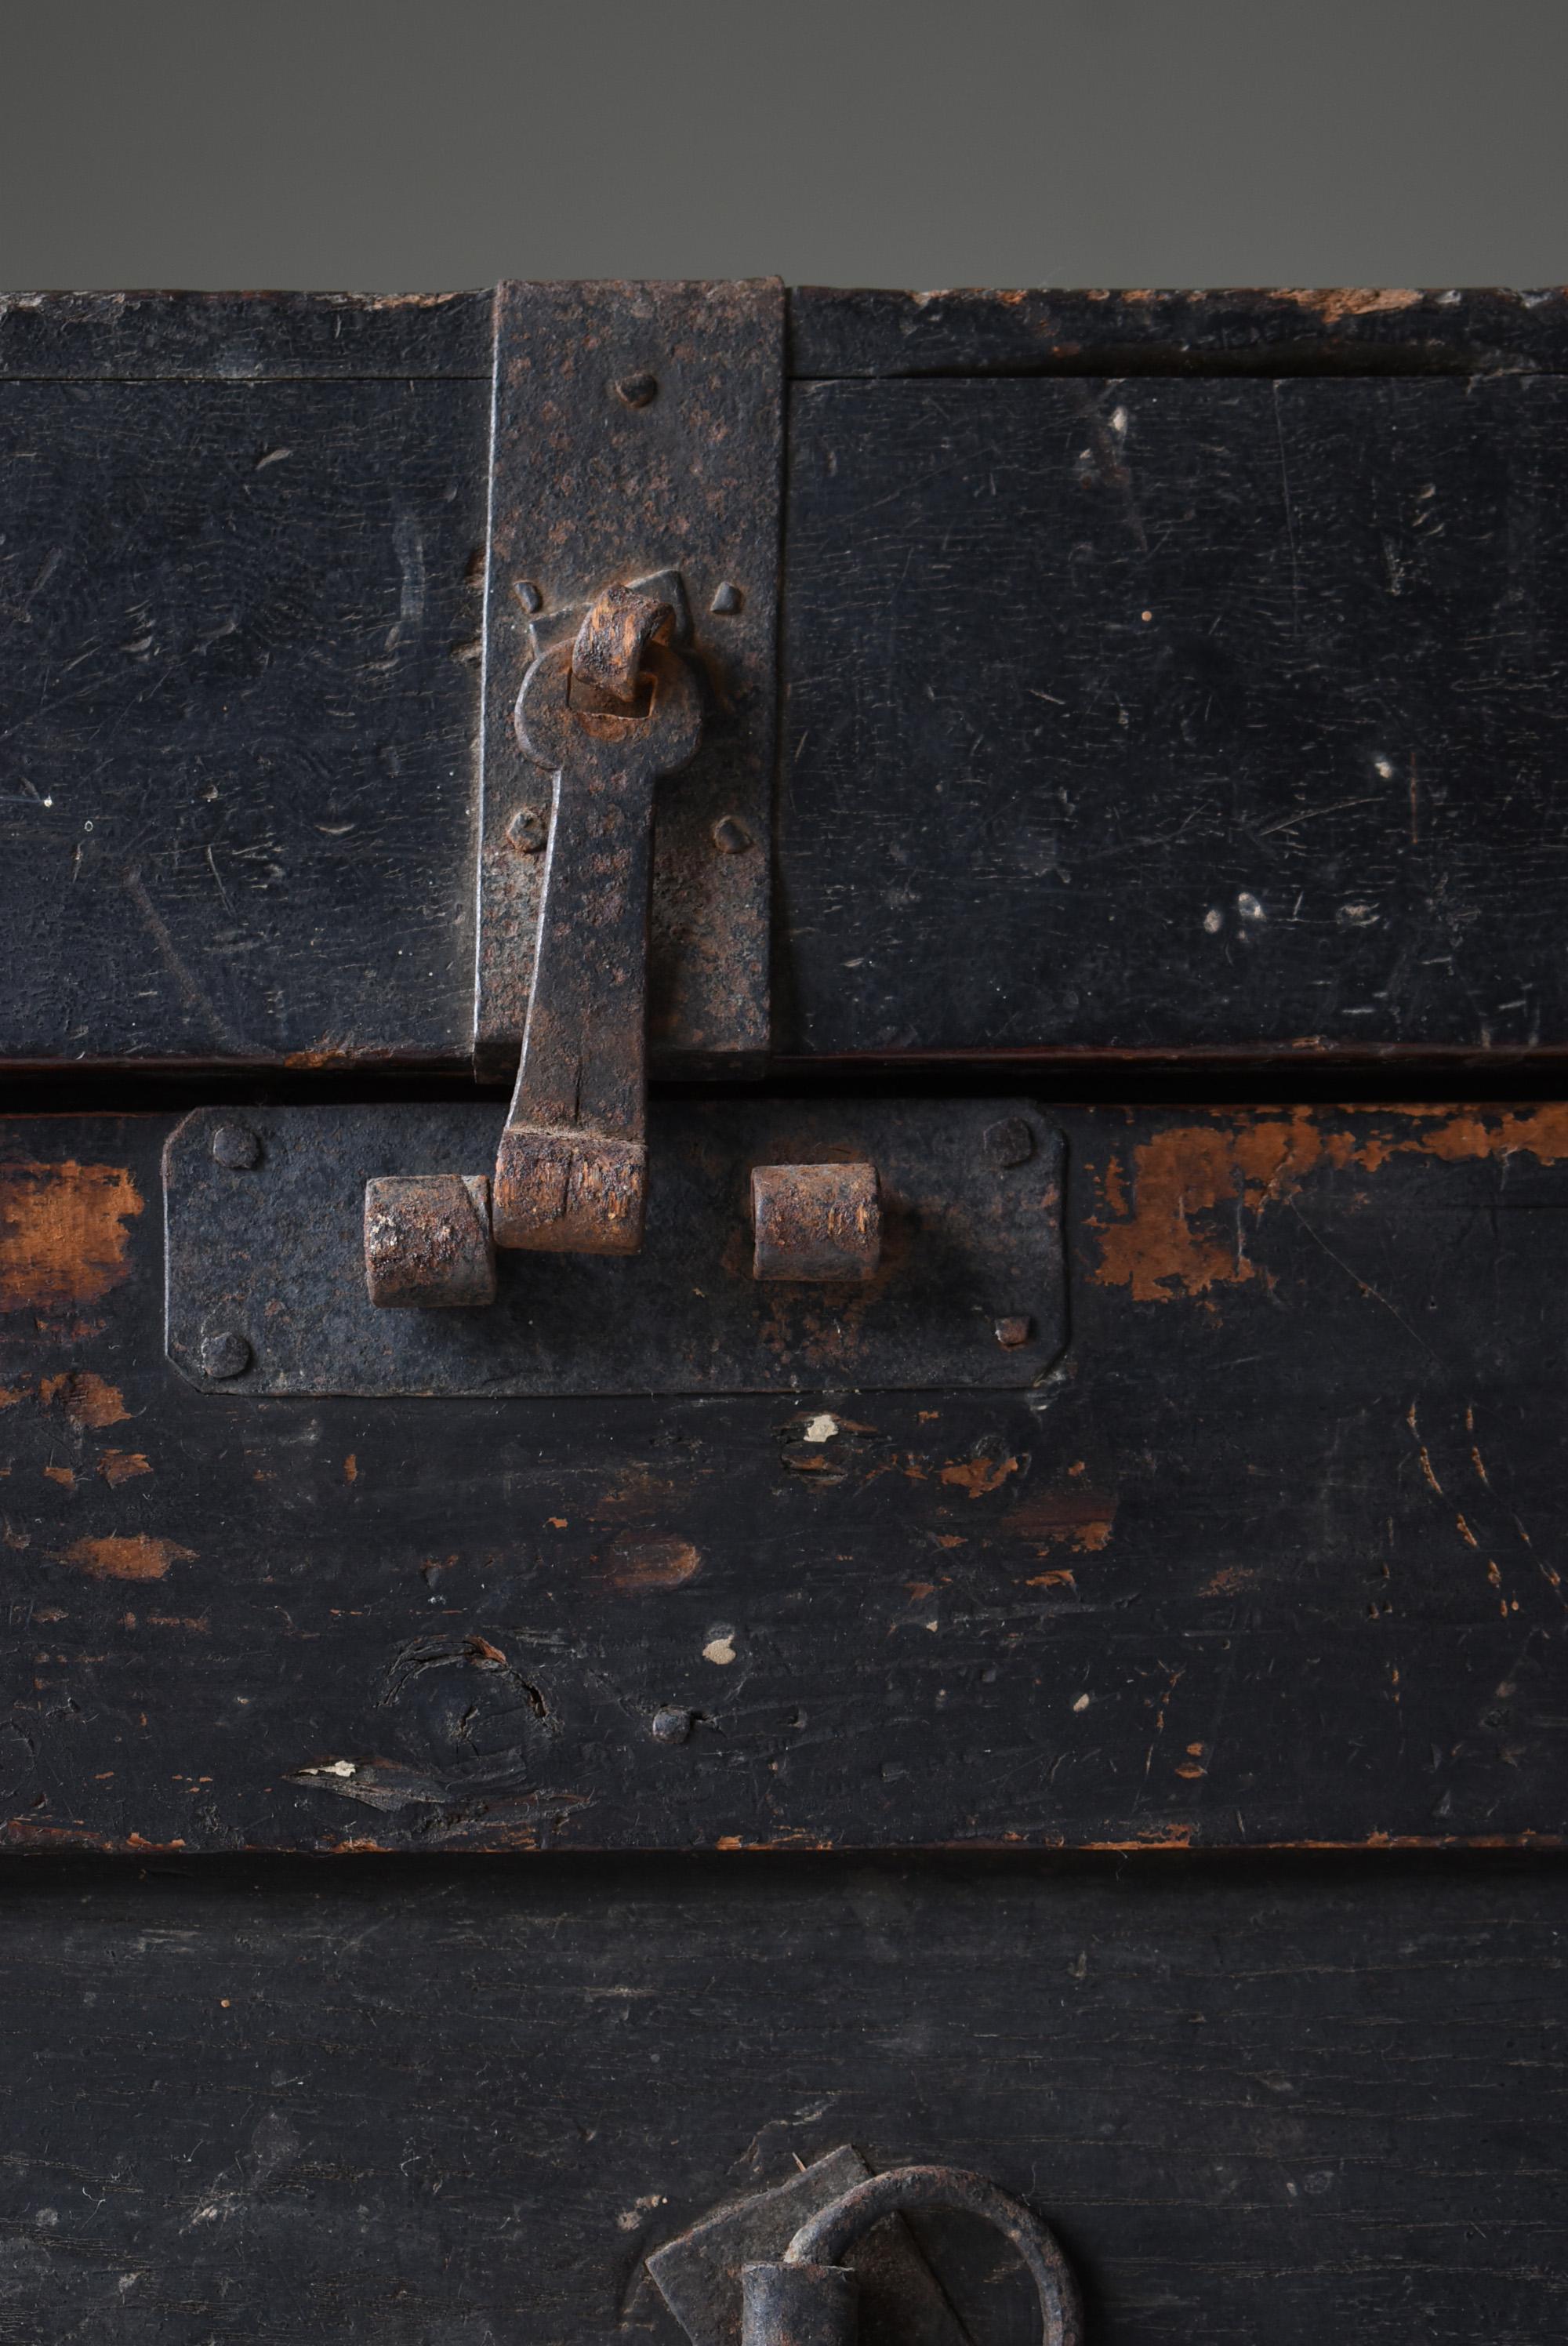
(712, 815, 753, 855)
(615, 372, 659, 409)
(200, 1329, 252, 1380)
(209, 1121, 263, 1171)
(982, 1117, 1036, 1170)
(507, 804, 549, 855)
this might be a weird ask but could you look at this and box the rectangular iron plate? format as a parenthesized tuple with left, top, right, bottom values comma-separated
(164, 1102, 1064, 1398)
(648, 2145, 972, 2346)
(475, 280, 782, 1080)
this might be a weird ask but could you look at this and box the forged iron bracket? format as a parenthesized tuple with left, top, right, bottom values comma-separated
(647, 2146, 974, 2346)
(162, 1102, 1065, 1399)
(474, 278, 784, 1084)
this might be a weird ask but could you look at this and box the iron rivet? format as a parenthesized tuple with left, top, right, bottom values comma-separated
(200, 1329, 252, 1380)
(994, 1315, 1033, 1351)
(209, 1121, 262, 1171)
(507, 804, 549, 855)
(652, 1708, 694, 1745)
(710, 581, 744, 616)
(982, 1117, 1035, 1170)
(712, 815, 753, 855)
(514, 579, 543, 614)
(615, 372, 658, 409)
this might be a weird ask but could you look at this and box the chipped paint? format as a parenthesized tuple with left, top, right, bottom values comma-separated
(38, 1371, 131, 1429)
(55, 1534, 194, 1582)
(939, 1452, 1022, 1498)
(1004, 1487, 1117, 1551)
(1276, 287, 1423, 324)
(604, 1532, 702, 1592)
(0, 1160, 143, 1316)
(1091, 1104, 1568, 1301)
(98, 1450, 151, 1487)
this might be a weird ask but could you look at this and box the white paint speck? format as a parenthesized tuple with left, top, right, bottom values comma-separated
(617, 2194, 666, 2232)
(1110, 406, 1128, 434)
(924, 1618, 939, 1633)
(1338, 902, 1379, 928)
(1203, 909, 1223, 935)
(802, 1414, 839, 1444)
(702, 1632, 736, 1666)
(1072, 1693, 1091, 1713)
(1237, 892, 1265, 922)
(1374, 756, 1394, 779)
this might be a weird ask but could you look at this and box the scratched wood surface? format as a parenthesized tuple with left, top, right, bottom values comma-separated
(0, 1853, 1563, 2346)
(5, 1103, 1566, 1854)
(0, 379, 485, 1066)
(9, 300, 1568, 1066)
(779, 372, 1568, 1061)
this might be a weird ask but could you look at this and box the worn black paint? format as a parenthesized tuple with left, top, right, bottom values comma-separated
(5, 285, 1568, 2346)
(5, 1106, 1566, 1854)
(0, 1854, 1563, 2346)
(786, 285, 1568, 380)
(781, 374, 1568, 1059)
(15, 312, 1568, 1071)
(0, 380, 485, 1066)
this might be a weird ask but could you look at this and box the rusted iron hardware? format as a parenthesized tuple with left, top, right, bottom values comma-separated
(165, 1102, 1065, 1397)
(492, 585, 703, 1255)
(742, 2167, 1080, 2346)
(476, 280, 783, 1084)
(648, 2146, 971, 2346)
(363, 1175, 495, 1309)
(752, 1163, 881, 1282)
(359, 581, 702, 1295)
(648, 2148, 1080, 2346)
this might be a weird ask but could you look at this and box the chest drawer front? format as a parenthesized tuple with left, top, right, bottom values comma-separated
(5, 1099, 1565, 1857)
(3, 1854, 1563, 2346)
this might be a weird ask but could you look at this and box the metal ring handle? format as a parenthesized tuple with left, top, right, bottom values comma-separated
(784, 2164, 1083, 2346)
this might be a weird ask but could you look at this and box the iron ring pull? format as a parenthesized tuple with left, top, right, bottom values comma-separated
(741, 2163, 1083, 2346)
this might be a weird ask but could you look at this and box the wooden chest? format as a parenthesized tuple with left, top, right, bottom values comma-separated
(3, 281, 1566, 2344)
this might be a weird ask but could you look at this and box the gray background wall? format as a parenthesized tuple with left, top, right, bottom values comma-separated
(2, 0, 1566, 291)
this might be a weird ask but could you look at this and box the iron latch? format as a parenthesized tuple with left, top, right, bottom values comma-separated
(362, 278, 785, 1295)
(164, 1102, 1065, 1397)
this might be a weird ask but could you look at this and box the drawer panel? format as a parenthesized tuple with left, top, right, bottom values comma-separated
(782, 374, 1568, 1059)
(4, 1102, 1566, 1854)
(1, 1854, 1563, 2345)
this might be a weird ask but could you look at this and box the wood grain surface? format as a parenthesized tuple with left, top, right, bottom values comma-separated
(0, 1853, 1561, 2346)
(5, 1104, 1566, 1854)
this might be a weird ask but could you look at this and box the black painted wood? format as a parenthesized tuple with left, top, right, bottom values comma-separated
(11, 311, 1568, 1070)
(0, 290, 488, 379)
(780, 373, 1568, 1060)
(1, 1854, 1563, 2346)
(0, 380, 486, 1066)
(5, 1104, 1566, 1854)
(786, 285, 1568, 379)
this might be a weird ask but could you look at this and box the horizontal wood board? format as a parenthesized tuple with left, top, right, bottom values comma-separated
(0, 380, 486, 1065)
(7, 289, 1568, 383)
(780, 373, 1568, 1059)
(13, 358, 1568, 1066)
(3, 1104, 1567, 1853)
(0, 1854, 1563, 2346)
